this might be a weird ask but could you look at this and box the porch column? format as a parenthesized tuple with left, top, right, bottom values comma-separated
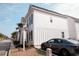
(23, 27, 27, 51)
(16, 30, 19, 41)
(19, 28, 23, 44)
(17, 23, 24, 45)
(67, 17, 77, 39)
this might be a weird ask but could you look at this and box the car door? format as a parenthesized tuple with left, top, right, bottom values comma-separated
(51, 39, 63, 53)
(47, 39, 59, 52)
(61, 40, 74, 48)
(46, 39, 55, 48)
(51, 39, 59, 52)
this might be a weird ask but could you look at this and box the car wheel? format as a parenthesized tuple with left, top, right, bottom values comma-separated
(59, 49, 70, 56)
(41, 45, 46, 51)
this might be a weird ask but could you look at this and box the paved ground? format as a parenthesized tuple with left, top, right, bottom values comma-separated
(0, 50, 6, 56)
(0, 39, 15, 56)
(0, 39, 15, 49)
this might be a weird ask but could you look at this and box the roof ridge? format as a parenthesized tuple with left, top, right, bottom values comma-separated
(30, 5, 79, 20)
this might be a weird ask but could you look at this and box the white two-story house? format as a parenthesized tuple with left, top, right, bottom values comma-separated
(20, 5, 79, 48)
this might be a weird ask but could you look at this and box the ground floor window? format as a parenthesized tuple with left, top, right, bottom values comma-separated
(29, 31, 33, 41)
(61, 32, 65, 38)
(27, 31, 33, 43)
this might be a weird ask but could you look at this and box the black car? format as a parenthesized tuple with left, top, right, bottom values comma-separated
(41, 38, 79, 56)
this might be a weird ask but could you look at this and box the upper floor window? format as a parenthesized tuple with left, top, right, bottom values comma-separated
(50, 17, 53, 23)
(50, 19, 53, 23)
(27, 14, 33, 26)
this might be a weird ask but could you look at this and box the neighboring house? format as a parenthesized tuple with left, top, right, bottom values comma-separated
(17, 5, 79, 48)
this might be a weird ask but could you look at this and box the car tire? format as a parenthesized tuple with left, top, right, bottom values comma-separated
(41, 45, 46, 51)
(59, 49, 70, 56)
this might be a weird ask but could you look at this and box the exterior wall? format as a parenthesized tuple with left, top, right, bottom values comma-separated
(75, 23, 79, 40)
(33, 10, 69, 48)
(67, 17, 77, 39)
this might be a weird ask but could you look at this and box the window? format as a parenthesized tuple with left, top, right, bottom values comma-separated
(28, 31, 33, 41)
(50, 20, 53, 23)
(29, 32, 30, 41)
(57, 39, 63, 43)
(48, 39, 62, 43)
(62, 40, 72, 44)
(54, 39, 60, 43)
(28, 14, 33, 25)
(50, 17, 53, 23)
(30, 31, 33, 41)
(48, 39, 54, 43)
(61, 32, 65, 38)
(66, 39, 79, 44)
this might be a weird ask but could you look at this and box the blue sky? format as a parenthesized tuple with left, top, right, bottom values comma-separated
(0, 3, 28, 37)
(0, 3, 79, 37)
(0, 3, 57, 37)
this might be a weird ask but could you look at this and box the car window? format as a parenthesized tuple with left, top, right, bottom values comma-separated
(62, 40, 72, 44)
(54, 39, 63, 43)
(57, 39, 63, 43)
(54, 39, 58, 43)
(48, 39, 54, 43)
(67, 39, 79, 44)
(48, 39, 63, 43)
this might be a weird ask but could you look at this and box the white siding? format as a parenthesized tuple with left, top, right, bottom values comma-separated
(33, 10, 69, 47)
(76, 23, 79, 40)
(67, 17, 77, 39)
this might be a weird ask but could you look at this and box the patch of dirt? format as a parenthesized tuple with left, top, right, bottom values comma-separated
(10, 47, 45, 56)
